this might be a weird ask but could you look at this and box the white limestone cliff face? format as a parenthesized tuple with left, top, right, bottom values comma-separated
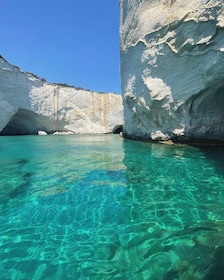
(0, 56, 123, 135)
(119, 0, 224, 142)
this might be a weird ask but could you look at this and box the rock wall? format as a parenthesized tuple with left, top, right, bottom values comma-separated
(119, 0, 224, 142)
(0, 56, 123, 135)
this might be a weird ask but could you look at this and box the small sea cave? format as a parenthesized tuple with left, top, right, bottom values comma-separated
(0, 109, 58, 135)
(112, 125, 123, 134)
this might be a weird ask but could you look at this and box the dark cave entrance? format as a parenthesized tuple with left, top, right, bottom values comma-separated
(112, 125, 123, 134)
(0, 109, 57, 135)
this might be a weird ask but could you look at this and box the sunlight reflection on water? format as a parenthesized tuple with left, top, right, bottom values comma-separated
(0, 135, 224, 279)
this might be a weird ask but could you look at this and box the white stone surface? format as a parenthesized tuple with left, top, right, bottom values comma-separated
(0, 56, 123, 135)
(38, 131, 48, 136)
(119, 0, 224, 142)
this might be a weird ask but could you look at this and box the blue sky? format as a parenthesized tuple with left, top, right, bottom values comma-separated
(0, 0, 121, 93)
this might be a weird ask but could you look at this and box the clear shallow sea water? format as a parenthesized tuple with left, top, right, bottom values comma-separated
(1, 134, 224, 280)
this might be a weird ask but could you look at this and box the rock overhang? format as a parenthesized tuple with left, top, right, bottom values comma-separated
(0, 56, 124, 136)
(119, 0, 224, 143)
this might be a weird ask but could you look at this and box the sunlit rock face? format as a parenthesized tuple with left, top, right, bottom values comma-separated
(0, 56, 123, 135)
(119, 0, 224, 142)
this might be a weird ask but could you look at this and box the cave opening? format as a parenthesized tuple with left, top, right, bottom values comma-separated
(112, 125, 123, 134)
(0, 109, 56, 135)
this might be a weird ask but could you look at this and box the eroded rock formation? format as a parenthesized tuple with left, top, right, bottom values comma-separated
(0, 56, 123, 135)
(119, 0, 224, 142)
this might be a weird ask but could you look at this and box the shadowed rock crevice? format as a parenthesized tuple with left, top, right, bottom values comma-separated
(186, 87, 224, 141)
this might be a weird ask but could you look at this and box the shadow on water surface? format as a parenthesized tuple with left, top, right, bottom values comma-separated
(7, 172, 32, 199)
(121, 139, 224, 279)
(191, 143, 224, 174)
(0, 158, 34, 215)
(187, 144, 224, 280)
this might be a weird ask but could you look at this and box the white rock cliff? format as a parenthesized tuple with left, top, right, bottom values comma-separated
(0, 56, 123, 135)
(119, 0, 224, 142)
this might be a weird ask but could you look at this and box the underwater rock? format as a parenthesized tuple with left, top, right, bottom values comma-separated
(119, 0, 224, 142)
(203, 245, 224, 280)
(0, 56, 123, 135)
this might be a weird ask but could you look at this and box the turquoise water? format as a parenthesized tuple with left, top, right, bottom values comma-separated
(1, 135, 224, 280)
